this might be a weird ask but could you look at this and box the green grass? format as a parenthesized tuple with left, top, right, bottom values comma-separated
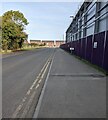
(0, 50, 13, 54)
(0, 46, 45, 54)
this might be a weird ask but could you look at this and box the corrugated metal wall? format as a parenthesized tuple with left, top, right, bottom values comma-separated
(60, 31, 108, 72)
(103, 31, 108, 72)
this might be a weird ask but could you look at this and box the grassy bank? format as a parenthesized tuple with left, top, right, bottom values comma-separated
(0, 46, 45, 54)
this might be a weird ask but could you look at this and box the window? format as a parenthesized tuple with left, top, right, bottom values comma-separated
(86, 2, 96, 36)
(98, 2, 108, 32)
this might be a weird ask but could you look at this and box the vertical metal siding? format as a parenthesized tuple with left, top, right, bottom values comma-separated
(92, 31, 105, 67)
(103, 31, 108, 72)
(81, 38, 86, 59)
(86, 35, 93, 62)
(60, 31, 107, 72)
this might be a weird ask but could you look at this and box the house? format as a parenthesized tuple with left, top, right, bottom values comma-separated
(30, 40, 64, 47)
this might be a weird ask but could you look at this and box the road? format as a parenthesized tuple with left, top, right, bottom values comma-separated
(2, 48, 106, 118)
(34, 48, 106, 118)
(2, 48, 55, 118)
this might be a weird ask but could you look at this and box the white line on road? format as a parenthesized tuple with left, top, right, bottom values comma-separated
(33, 52, 55, 118)
(38, 79, 42, 84)
(12, 103, 23, 118)
(12, 53, 54, 118)
(27, 90, 31, 95)
(35, 84, 39, 89)
(22, 97, 27, 102)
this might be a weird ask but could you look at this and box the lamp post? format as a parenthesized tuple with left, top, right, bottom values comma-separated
(70, 15, 74, 19)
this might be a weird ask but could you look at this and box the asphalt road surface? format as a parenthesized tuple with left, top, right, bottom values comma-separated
(2, 48, 106, 118)
(2, 48, 55, 118)
(34, 48, 106, 118)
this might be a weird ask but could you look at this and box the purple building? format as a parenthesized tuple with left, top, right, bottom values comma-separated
(60, 1, 108, 72)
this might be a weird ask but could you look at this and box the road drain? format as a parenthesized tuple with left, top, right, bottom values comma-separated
(50, 74, 105, 78)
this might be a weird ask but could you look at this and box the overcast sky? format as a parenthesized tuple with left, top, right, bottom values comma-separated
(1, 2, 83, 41)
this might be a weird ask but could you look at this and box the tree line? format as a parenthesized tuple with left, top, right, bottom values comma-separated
(0, 10, 29, 51)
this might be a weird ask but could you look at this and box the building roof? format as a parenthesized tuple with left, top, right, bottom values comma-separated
(30, 40, 41, 42)
(30, 40, 64, 42)
(42, 40, 54, 42)
(56, 40, 64, 42)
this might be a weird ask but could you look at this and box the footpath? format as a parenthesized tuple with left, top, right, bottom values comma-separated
(33, 48, 106, 118)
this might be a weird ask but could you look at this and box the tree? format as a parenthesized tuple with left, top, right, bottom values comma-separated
(0, 16, 1, 29)
(18, 32, 28, 48)
(2, 10, 29, 51)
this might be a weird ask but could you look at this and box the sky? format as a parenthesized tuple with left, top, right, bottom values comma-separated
(1, 2, 83, 41)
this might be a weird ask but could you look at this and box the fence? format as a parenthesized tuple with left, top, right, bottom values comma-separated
(60, 30, 108, 72)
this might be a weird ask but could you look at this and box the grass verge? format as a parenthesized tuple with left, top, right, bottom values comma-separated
(0, 46, 45, 54)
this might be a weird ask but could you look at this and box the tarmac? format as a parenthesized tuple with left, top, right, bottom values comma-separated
(33, 48, 106, 118)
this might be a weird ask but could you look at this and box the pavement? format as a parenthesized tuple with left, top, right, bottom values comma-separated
(2, 48, 55, 118)
(33, 48, 106, 118)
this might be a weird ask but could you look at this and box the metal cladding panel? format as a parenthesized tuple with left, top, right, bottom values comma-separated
(74, 41, 77, 55)
(103, 31, 108, 72)
(60, 44, 65, 50)
(66, 42, 71, 52)
(65, 43, 67, 51)
(72, 41, 76, 55)
(71, 41, 73, 48)
(92, 31, 105, 67)
(81, 38, 86, 59)
(67, 43, 69, 52)
(75, 41, 78, 55)
(69, 42, 72, 53)
(65, 44, 67, 50)
(65, 43, 67, 50)
(68, 42, 71, 52)
(78, 39, 82, 57)
(75, 40, 80, 56)
(86, 35, 93, 62)
(60, 31, 107, 72)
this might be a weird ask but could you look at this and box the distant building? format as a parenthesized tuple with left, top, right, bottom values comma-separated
(30, 40, 42, 45)
(55, 40, 65, 47)
(30, 40, 64, 47)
